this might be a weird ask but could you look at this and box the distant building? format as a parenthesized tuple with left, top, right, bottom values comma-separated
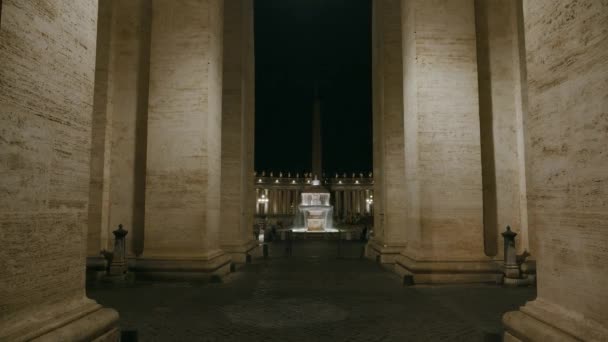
(254, 172, 373, 225)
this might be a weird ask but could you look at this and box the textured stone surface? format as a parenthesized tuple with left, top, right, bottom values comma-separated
(220, 0, 257, 262)
(143, 0, 225, 259)
(89, 241, 536, 341)
(0, 0, 117, 339)
(475, 0, 530, 257)
(88, 0, 151, 258)
(370, 0, 407, 259)
(504, 0, 608, 340)
(396, 0, 489, 280)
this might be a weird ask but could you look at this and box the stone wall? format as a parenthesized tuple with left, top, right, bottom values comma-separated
(504, 1, 608, 340)
(0, 0, 118, 340)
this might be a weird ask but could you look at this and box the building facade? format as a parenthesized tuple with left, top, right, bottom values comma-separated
(254, 172, 374, 225)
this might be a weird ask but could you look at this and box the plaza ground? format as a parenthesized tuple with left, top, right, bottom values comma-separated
(89, 241, 536, 341)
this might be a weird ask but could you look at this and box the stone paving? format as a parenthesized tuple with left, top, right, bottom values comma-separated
(88, 241, 536, 341)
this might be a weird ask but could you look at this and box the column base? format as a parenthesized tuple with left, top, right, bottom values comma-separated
(221, 240, 259, 265)
(133, 250, 231, 281)
(1, 301, 119, 342)
(503, 299, 608, 341)
(394, 254, 502, 285)
(365, 240, 406, 266)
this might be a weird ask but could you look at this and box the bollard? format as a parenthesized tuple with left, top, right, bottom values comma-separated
(263, 243, 269, 259)
(100, 224, 132, 283)
(502, 226, 534, 286)
(108, 224, 129, 276)
(501, 226, 520, 279)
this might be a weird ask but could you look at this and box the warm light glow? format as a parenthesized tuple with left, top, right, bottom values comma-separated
(258, 194, 269, 204)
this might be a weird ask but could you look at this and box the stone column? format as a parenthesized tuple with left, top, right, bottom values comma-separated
(335, 190, 339, 218)
(268, 189, 273, 215)
(503, 1, 608, 341)
(87, 0, 151, 270)
(394, 0, 497, 284)
(359, 190, 364, 214)
(139, 0, 230, 279)
(474, 0, 530, 259)
(344, 191, 350, 217)
(361, 0, 406, 264)
(219, 0, 257, 264)
(0, 1, 119, 340)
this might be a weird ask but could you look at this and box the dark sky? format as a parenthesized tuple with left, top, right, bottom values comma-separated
(254, 0, 372, 176)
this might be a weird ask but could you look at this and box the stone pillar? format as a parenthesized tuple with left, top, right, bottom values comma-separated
(394, 0, 498, 284)
(139, 0, 230, 279)
(474, 0, 530, 259)
(336, 191, 341, 218)
(220, 0, 257, 264)
(503, 1, 608, 341)
(344, 191, 350, 217)
(87, 0, 151, 270)
(0, 1, 119, 340)
(369, 0, 408, 263)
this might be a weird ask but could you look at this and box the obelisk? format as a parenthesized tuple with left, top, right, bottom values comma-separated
(312, 85, 322, 178)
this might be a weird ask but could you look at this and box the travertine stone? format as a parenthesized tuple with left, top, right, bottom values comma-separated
(395, 0, 497, 283)
(474, 0, 531, 258)
(140, 0, 230, 276)
(369, 0, 407, 264)
(88, 0, 151, 260)
(0, 0, 118, 340)
(504, 0, 608, 340)
(220, 0, 258, 264)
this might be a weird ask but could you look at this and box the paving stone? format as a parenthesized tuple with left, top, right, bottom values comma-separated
(88, 241, 535, 341)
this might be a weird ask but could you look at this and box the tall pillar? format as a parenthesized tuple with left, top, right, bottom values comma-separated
(504, 1, 608, 341)
(87, 0, 151, 270)
(474, 0, 530, 259)
(278, 189, 284, 215)
(367, 0, 406, 264)
(219, 0, 257, 264)
(394, 0, 497, 284)
(268, 189, 274, 215)
(335, 190, 339, 217)
(139, 0, 230, 279)
(0, 1, 119, 340)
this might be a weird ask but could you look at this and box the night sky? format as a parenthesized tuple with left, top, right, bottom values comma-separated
(254, 0, 372, 176)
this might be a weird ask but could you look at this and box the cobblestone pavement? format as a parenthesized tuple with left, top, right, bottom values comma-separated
(88, 241, 536, 342)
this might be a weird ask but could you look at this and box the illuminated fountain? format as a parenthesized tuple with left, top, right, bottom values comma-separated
(292, 177, 338, 233)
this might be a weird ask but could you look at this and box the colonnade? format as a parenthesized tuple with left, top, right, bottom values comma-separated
(1, 1, 606, 341)
(255, 188, 301, 216)
(333, 189, 373, 217)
